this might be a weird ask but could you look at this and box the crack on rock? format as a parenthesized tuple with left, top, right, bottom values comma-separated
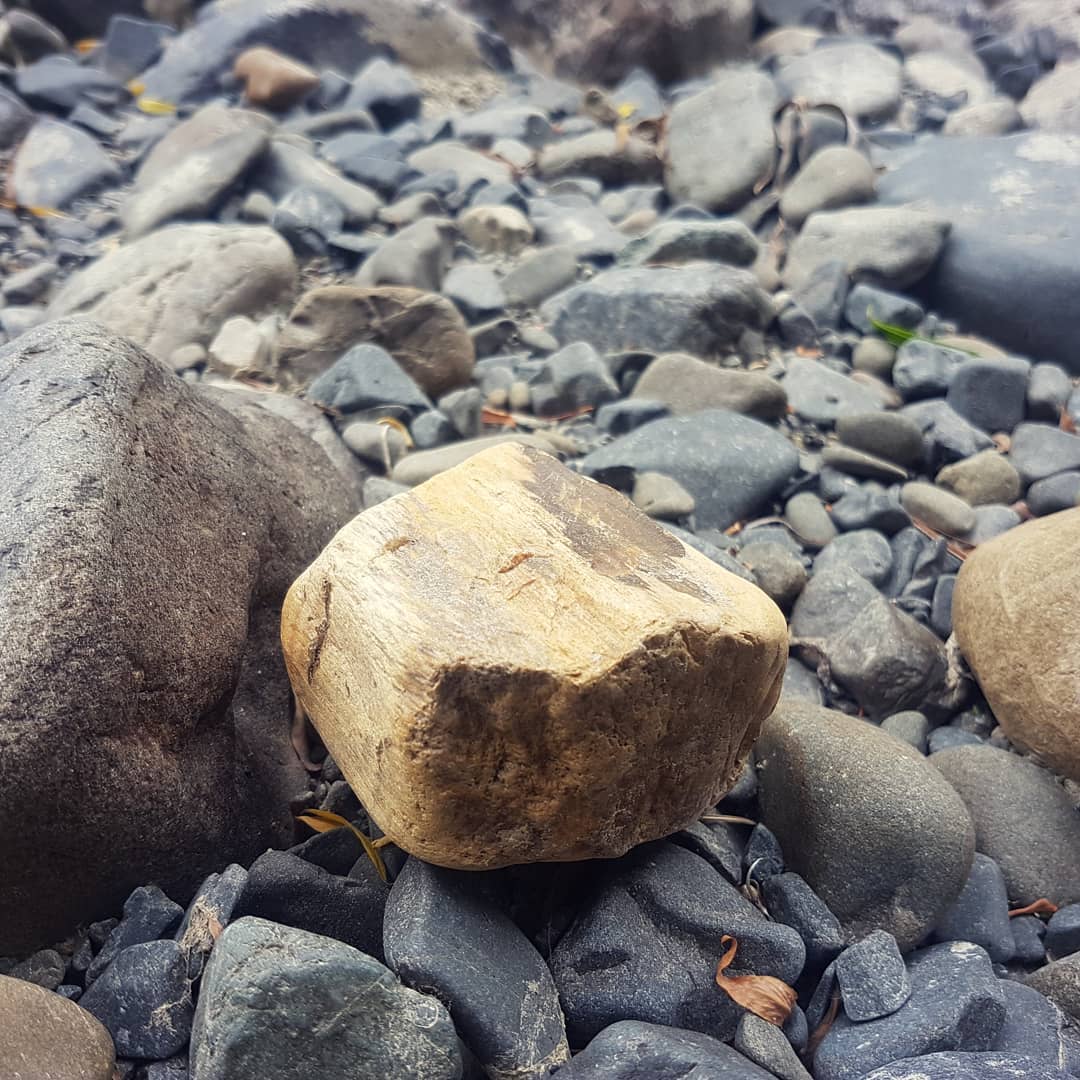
(306, 576, 333, 685)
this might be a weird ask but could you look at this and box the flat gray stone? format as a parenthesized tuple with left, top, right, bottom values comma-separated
(9, 118, 121, 209)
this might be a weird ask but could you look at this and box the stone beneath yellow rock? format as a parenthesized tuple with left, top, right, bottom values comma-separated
(233, 47, 320, 111)
(953, 507, 1080, 781)
(0, 975, 115, 1080)
(282, 443, 787, 869)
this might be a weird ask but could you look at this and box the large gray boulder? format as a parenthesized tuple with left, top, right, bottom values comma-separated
(0, 320, 359, 952)
(877, 132, 1080, 373)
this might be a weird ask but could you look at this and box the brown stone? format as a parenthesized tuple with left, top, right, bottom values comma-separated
(274, 284, 475, 395)
(234, 46, 320, 111)
(281, 443, 788, 869)
(0, 320, 358, 952)
(953, 507, 1080, 781)
(631, 352, 788, 420)
(0, 975, 114, 1080)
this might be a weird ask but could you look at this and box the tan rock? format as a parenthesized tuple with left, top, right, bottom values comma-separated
(458, 205, 534, 256)
(632, 352, 787, 420)
(234, 47, 320, 111)
(953, 507, 1080, 781)
(274, 284, 474, 395)
(0, 975, 114, 1080)
(282, 443, 787, 869)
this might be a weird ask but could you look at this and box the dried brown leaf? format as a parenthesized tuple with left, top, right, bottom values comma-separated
(1009, 899, 1058, 918)
(715, 935, 797, 1026)
(297, 810, 388, 882)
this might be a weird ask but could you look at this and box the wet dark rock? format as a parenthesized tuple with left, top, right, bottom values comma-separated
(757, 700, 975, 951)
(554, 1020, 775, 1078)
(384, 859, 570, 1077)
(307, 343, 432, 414)
(541, 265, 771, 357)
(579, 410, 800, 531)
(81, 941, 194, 1060)
(87, 886, 184, 985)
(835, 931, 911, 1021)
(234, 850, 388, 961)
(191, 917, 462, 1079)
(550, 842, 804, 1045)
(814, 943, 1006, 1080)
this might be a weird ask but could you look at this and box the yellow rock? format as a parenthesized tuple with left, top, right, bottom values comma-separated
(282, 444, 788, 868)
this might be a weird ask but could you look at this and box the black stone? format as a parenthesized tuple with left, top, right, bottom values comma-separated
(550, 842, 804, 1045)
(835, 931, 911, 1022)
(554, 1020, 776, 1078)
(813, 943, 1007, 1080)
(384, 858, 569, 1077)
(1046, 904, 1080, 961)
(80, 940, 194, 1060)
(307, 344, 431, 414)
(763, 872, 844, 973)
(234, 849, 388, 960)
(87, 885, 184, 985)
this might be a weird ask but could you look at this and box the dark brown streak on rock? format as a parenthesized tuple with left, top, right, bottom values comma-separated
(306, 576, 333, 685)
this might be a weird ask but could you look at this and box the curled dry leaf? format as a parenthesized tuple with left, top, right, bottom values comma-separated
(296, 809, 389, 883)
(1008, 899, 1059, 918)
(715, 934, 797, 1026)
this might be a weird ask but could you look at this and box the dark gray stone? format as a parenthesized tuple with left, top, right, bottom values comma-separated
(540, 265, 772, 357)
(860, 1052, 1067, 1080)
(881, 711, 930, 754)
(821, 445, 909, 483)
(835, 930, 911, 1021)
(893, 340, 968, 401)
(790, 566, 953, 717)
(903, 400, 996, 472)
(410, 409, 457, 450)
(536, 341, 619, 412)
(438, 387, 484, 439)
(762, 872, 844, 972)
(384, 859, 570, 1077)
(829, 488, 910, 534)
(307, 343, 432, 414)
(578, 410, 800, 531)
(7, 948, 65, 990)
(15, 55, 123, 111)
(929, 728, 984, 753)
(80, 940, 194, 1059)
(442, 263, 506, 322)
(785, 491, 838, 549)
(836, 412, 925, 468)
(739, 541, 807, 609)
(734, 1013, 813, 1080)
(877, 132, 1080, 374)
(594, 399, 668, 436)
(1009, 423, 1080, 484)
(191, 917, 462, 1079)
(321, 131, 410, 197)
(946, 355, 1031, 433)
(550, 842, 804, 1044)
(995, 980, 1073, 1071)
(965, 505, 1022, 544)
(502, 246, 579, 308)
(672, 821, 745, 885)
(931, 854, 1014, 963)
(87, 885, 184, 984)
(10, 119, 121, 210)
(1013, 916, 1047, 966)
(1047, 905, 1080, 960)
(757, 701, 975, 952)
(1028, 953, 1080, 1024)
(529, 197, 629, 261)
(931, 746, 1080, 907)
(844, 284, 924, 335)
(234, 849, 388, 961)
(174, 864, 248, 980)
(102, 15, 173, 81)
(813, 943, 1007, 1080)
(272, 185, 347, 256)
(1028, 473, 1080, 516)
(795, 259, 850, 330)
(813, 529, 893, 586)
(2, 261, 58, 305)
(554, 1020, 776, 1078)
(782, 357, 883, 425)
(619, 219, 758, 268)
(1028, 363, 1073, 422)
(0, 87, 34, 151)
(347, 57, 422, 130)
